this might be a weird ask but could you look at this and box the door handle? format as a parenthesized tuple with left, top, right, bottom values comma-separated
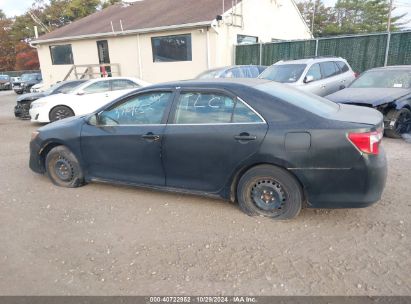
(321, 85, 326, 88)
(234, 133, 257, 142)
(142, 132, 160, 141)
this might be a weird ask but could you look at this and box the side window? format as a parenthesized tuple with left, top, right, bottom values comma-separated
(233, 100, 264, 123)
(224, 68, 243, 78)
(111, 79, 140, 91)
(320, 61, 339, 78)
(83, 81, 110, 94)
(306, 63, 322, 81)
(336, 61, 349, 73)
(58, 82, 82, 93)
(99, 92, 172, 125)
(174, 92, 235, 124)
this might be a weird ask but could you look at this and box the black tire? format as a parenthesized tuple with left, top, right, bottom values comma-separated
(45, 146, 85, 188)
(49, 106, 75, 122)
(237, 165, 303, 220)
(385, 108, 411, 139)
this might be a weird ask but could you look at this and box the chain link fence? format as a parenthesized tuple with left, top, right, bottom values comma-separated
(235, 30, 411, 73)
(0, 70, 41, 77)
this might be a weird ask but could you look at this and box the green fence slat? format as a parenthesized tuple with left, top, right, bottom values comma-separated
(262, 40, 316, 65)
(235, 31, 410, 73)
(235, 44, 261, 65)
(388, 32, 411, 66)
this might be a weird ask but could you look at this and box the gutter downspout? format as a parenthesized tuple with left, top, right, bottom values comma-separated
(137, 34, 143, 79)
(206, 27, 211, 70)
(211, 19, 220, 35)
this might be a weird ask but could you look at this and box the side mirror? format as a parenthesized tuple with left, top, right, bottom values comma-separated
(88, 113, 99, 126)
(304, 75, 315, 84)
(77, 90, 85, 96)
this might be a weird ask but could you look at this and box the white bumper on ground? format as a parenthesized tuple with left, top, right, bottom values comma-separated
(29, 107, 50, 123)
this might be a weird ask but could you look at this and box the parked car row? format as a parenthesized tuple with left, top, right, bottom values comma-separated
(195, 60, 411, 138)
(0, 75, 12, 90)
(13, 73, 43, 94)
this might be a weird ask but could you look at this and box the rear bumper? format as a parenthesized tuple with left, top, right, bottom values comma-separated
(293, 148, 387, 208)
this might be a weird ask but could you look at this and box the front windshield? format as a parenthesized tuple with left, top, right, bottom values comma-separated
(259, 64, 306, 83)
(350, 69, 411, 89)
(197, 69, 223, 79)
(21, 74, 38, 81)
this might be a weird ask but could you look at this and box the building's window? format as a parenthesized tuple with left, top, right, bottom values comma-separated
(151, 34, 192, 62)
(49, 44, 74, 65)
(237, 34, 258, 45)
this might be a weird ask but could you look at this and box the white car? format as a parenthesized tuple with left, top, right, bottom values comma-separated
(30, 77, 149, 123)
(30, 81, 45, 93)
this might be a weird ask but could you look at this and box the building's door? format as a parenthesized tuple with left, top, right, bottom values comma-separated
(97, 40, 111, 76)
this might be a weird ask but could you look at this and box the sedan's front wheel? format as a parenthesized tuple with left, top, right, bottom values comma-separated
(45, 146, 85, 188)
(237, 165, 303, 220)
(49, 106, 75, 122)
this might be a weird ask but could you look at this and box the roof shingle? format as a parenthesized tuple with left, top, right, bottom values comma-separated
(36, 0, 238, 42)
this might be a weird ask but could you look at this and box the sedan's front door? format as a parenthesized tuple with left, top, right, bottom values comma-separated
(163, 90, 268, 193)
(81, 90, 173, 185)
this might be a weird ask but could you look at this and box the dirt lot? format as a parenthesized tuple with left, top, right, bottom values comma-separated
(0, 90, 410, 296)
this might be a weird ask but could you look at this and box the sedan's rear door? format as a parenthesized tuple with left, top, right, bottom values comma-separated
(162, 89, 268, 193)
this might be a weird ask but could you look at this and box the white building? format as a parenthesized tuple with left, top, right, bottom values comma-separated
(32, 0, 312, 87)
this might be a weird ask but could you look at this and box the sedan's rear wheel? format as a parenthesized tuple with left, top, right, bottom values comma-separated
(237, 165, 303, 219)
(45, 146, 85, 188)
(385, 108, 411, 139)
(49, 106, 75, 122)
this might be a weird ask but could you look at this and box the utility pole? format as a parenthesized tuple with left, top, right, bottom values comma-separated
(311, 0, 316, 35)
(387, 0, 393, 32)
(384, 0, 394, 66)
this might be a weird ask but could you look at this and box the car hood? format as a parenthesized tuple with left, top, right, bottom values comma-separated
(32, 93, 70, 105)
(326, 88, 411, 106)
(17, 92, 46, 102)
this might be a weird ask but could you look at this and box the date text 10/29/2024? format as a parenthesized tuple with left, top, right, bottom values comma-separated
(149, 296, 257, 303)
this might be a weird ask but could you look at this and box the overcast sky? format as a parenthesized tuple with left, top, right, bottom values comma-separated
(0, 0, 410, 28)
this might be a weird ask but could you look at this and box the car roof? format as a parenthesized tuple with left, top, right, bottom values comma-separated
(148, 78, 274, 90)
(274, 57, 346, 65)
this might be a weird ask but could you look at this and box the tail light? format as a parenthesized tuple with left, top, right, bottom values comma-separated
(354, 72, 360, 78)
(348, 130, 383, 155)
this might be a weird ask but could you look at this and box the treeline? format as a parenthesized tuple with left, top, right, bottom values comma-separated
(297, 0, 407, 37)
(0, 0, 121, 71)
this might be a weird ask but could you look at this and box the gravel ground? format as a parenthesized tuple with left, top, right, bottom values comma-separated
(0, 90, 410, 296)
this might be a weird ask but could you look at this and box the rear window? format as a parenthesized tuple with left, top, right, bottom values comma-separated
(320, 62, 339, 78)
(256, 82, 339, 117)
(336, 61, 349, 72)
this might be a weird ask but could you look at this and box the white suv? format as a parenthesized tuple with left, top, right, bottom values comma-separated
(259, 57, 356, 96)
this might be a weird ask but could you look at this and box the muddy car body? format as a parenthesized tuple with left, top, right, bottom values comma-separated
(29, 79, 387, 220)
(326, 66, 411, 138)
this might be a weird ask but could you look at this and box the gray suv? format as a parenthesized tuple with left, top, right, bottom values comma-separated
(259, 57, 356, 96)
